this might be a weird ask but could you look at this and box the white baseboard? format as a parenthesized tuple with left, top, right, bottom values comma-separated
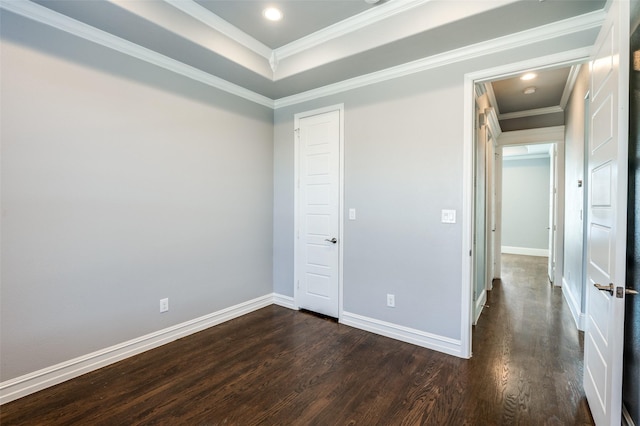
(473, 290, 487, 325)
(0, 294, 274, 405)
(340, 311, 463, 358)
(562, 278, 586, 331)
(273, 293, 296, 310)
(2, 295, 466, 405)
(501, 246, 549, 257)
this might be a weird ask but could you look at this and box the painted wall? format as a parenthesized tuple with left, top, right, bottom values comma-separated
(563, 64, 589, 328)
(501, 156, 550, 252)
(273, 35, 597, 345)
(0, 3, 600, 385)
(0, 13, 274, 381)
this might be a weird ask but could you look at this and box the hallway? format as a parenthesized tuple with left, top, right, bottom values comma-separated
(470, 254, 594, 424)
(1, 255, 593, 425)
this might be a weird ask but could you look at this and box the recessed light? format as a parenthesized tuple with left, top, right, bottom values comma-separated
(523, 86, 537, 95)
(263, 7, 283, 21)
(521, 72, 537, 81)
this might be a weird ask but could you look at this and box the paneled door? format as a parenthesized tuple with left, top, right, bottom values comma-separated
(295, 107, 342, 318)
(583, 1, 630, 424)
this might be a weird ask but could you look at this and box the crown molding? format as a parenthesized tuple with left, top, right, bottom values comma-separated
(485, 107, 503, 139)
(499, 105, 564, 120)
(498, 126, 566, 146)
(162, 0, 272, 60)
(162, 0, 435, 75)
(485, 82, 501, 116)
(274, 0, 432, 61)
(559, 63, 582, 109)
(0, 0, 275, 109)
(2, 0, 603, 111)
(274, 9, 603, 108)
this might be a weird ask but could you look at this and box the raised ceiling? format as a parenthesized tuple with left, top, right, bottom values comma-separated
(487, 65, 580, 131)
(2, 0, 607, 104)
(193, 0, 377, 49)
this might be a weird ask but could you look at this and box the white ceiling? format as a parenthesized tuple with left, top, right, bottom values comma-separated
(3, 0, 607, 102)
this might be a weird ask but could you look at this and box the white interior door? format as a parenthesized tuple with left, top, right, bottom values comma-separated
(295, 108, 341, 318)
(583, 1, 629, 424)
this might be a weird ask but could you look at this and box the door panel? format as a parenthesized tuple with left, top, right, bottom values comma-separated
(583, 1, 629, 425)
(296, 109, 341, 318)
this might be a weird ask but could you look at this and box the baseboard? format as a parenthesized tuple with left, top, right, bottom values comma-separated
(0, 294, 274, 405)
(273, 293, 296, 310)
(340, 311, 463, 358)
(501, 246, 549, 257)
(562, 277, 585, 331)
(473, 290, 487, 325)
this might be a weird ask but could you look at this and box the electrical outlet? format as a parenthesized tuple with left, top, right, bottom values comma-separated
(386, 294, 395, 308)
(160, 298, 169, 313)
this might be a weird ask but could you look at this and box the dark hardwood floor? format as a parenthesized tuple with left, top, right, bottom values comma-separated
(1, 254, 594, 425)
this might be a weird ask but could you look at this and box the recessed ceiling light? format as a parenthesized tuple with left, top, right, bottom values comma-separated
(523, 86, 537, 95)
(521, 72, 537, 81)
(263, 7, 282, 21)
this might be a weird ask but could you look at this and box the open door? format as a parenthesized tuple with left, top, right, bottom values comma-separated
(583, 1, 630, 424)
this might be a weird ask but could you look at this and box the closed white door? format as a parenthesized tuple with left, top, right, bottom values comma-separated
(583, 1, 629, 424)
(295, 108, 341, 318)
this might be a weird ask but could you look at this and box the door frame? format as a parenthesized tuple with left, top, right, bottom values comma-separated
(497, 131, 565, 285)
(462, 48, 591, 358)
(293, 103, 345, 319)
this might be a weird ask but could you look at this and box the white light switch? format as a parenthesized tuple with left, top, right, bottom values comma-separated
(349, 208, 356, 220)
(441, 209, 456, 224)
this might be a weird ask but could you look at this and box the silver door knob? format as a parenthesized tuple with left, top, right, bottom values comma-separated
(325, 238, 337, 244)
(594, 283, 614, 295)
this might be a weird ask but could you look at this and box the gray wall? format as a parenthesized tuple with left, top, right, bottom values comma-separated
(1, 5, 599, 383)
(1, 14, 274, 381)
(273, 34, 597, 342)
(563, 64, 589, 318)
(501, 157, 550, 251)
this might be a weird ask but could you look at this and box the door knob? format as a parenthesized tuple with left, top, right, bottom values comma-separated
(594, 283, 614, 295)
(595, 283, 639, 297)
(325, 238, 337, 244)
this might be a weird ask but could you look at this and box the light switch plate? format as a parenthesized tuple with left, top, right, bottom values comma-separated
(349, 208, 356, 220)
(441, 209, 456, 224)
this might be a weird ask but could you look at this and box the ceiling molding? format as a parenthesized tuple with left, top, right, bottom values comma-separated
(498, 126, 566, 146)
(274, 0, 432, 60)
(474, 83, 487, 98)
(503, 153, 550, 161)
(162, 0, 272, 60)
(485, 107, 503, 139)
(2, 0, 604, 111)
(484, 82, 501, 116)
(0, 0, 275, 108)
(559, 64, 582, 109)
(499, 105, 564, 120)
(274, 8, 602, 109)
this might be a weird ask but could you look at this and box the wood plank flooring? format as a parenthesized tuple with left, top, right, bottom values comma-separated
(1, 254, 594, 425)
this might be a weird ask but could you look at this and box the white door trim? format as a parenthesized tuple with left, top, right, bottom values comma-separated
(462, 48, 591, 358)
(293, 104, 345, 319)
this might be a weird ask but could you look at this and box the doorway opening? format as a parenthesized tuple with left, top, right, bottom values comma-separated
(462, 51, 591, 359)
